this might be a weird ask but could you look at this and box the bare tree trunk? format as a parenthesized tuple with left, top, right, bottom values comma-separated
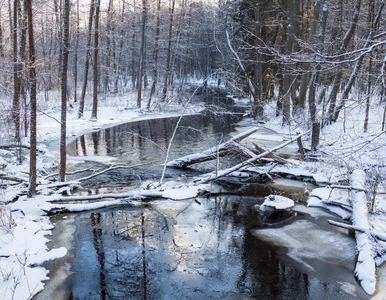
(137, 0, 147, 108)
(327, 0, 362, 123)
(147, 0, 161, 109)
(18, 0, 27, 138)
(253, 1, 263, 120)
(73, 0, 79, 102)
(59, 0, 70, 182)
(0, 10, 4, 57)
(332, 1, 382, 123)
(308, 0, 328, 151)
(12, 0, 20, 143)
(78, 0, 95, 118)
(91, 0, 100, 119)
(282, 0, 295, 125)
(103, 0, 113, 99)
(161, 0, 176, 102)
(26, 0, 36, 197)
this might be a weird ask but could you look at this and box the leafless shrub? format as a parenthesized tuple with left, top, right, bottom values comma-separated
(0, 265, 12, 282)
(0, 204, 16, 235)
(365, 166, 386, 212)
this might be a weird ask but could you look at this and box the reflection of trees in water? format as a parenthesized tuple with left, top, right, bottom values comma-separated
(91, 212, 107, 299)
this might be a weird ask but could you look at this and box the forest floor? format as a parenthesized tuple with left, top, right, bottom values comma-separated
(0, 88, 386, 299)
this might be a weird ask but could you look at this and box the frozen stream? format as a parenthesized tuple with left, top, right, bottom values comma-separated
(35, 110, 369, 299)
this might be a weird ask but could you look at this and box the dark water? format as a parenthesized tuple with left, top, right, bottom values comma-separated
(36, 111, 367, 300)
(65, 111, 247, 187)
(40, 196, 361, 300)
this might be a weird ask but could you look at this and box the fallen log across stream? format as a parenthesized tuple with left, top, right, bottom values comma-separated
(166, 127, 259, 168)
(327, 169, 386, 295)
(193, 130, 311, 184)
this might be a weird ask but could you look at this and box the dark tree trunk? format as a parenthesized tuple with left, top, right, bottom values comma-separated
(59, 0, 70, 182)
(26, 0, 36, 196)
(147, 0, 161, 109)
(78, 0, 95, 118)
(73, 0, 79, 102)
(91, 0, 100, 119)
(137, 0, 147, 108)
(12, 0, 20, 142)
(161, 0, 176, 102)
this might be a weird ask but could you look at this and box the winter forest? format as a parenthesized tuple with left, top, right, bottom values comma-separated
(1, 0, 386, 299)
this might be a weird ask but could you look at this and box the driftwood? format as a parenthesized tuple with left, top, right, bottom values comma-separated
(195, 131, 311, 184)
(166, 127, 259, 168)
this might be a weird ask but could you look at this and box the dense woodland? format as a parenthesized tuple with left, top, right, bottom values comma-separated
(0, 0, 385, 195)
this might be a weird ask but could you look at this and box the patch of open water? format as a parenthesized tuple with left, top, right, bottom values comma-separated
(35, 110, 369, 299)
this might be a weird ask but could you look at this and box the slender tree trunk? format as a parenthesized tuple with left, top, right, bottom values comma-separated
(363, 55, 372, 132)
(103, 0, 113, 99)
(131, 0, 137, 89)
(253, 1, 263, 120)
(161, 0, 176, 102)
(147, 0, 161, 109)
(137, 0, 147, 108)
(18, 0, 27, 138)
(73, 0, 79, 102)
(332, 1, 382, 122)
(78, 0, 95, 118)
(12, 0, 20, 142)
(26, 0, 36, 197)
(91, 0, 100, 119)
(327, 0, 362, 123)
(59, 0, 70, 182)
(0, 10, 4, 57)
(308, 0, 328, 151)
(282, 0, 295, 125)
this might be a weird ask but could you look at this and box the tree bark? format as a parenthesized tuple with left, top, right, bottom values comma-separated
(91, 0, 100, 119)
(137, 0, 147, 108)
(78, 0, 95, 118)
(26, 0, 37, 197)
(147, 0, 161, 109)
(59, 0, 70, 182)
(161, 0, 176, 102)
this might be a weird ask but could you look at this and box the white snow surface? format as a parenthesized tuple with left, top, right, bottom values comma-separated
(260, 195, 294, 210)
(1, 91, 386, 298)
(0, 95, 205, 299)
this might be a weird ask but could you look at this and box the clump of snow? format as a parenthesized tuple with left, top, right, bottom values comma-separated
(260, 195, 294, 211)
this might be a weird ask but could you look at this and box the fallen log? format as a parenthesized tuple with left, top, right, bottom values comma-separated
(328, 220, 386, 243)
(194, 130, 311, 184)
(48, 190, 164, 202)
(166, 127, 259, 168)
(330, 184, 386, 195)
(350, 169, 376, 295)
(253, 143, 288, 164)
(0, 173, 27, 183)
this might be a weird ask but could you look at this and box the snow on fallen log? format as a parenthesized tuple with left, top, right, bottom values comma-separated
(166, 127, 259, 168)
(195, 130, 311, 184)
(260, 195, 294, 211)
(328, 220, 386, 243)
(350, 169, 376, 295)
(48, 191, 164, 202)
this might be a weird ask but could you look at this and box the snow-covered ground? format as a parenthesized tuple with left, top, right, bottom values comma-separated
(0, 91, 205, 300)
(1, 90, 386, 299)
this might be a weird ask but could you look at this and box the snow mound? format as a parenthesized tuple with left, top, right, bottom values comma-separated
(260, 195, 294, 211)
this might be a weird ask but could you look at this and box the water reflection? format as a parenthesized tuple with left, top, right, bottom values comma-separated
(59, 197, 357, 300)
(67, 113, 243, 167)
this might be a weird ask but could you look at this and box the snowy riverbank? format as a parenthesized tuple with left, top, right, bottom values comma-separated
(1, 93, 386, 299)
